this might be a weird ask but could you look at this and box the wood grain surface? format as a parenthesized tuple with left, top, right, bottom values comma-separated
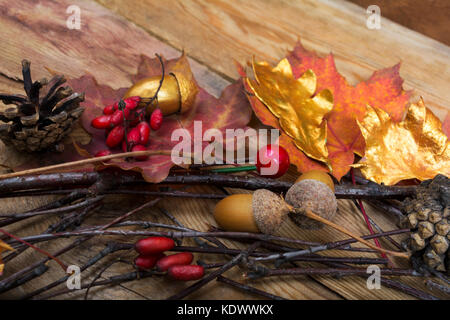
(0, 0, 448, 300)
(349, 0, 450, 46)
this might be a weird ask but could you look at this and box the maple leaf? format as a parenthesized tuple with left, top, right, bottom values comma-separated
(354, 99, 450, 185)
(246, 58, 333, 166)
(66, 53, 252, 183)
(246, 41, 408, 180)
(0, 239, 13, 276)
(443, 112, 450, 139)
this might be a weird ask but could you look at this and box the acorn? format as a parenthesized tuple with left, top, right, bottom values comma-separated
(287, 170, 337, 230)
(123, 72, 198, 116)
(213, 187, 409, 259)
(213, 189, 290, 235)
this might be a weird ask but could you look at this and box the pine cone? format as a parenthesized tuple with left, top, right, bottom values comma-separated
(401, 175, 449, 272)
(0, 60, 84, 152)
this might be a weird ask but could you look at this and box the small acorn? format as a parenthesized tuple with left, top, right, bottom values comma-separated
(287, 170, 337, 230)
(123, 72, 198, 116)
(213, 189, 290, 235)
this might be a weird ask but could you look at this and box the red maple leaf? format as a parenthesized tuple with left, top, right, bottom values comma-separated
(243, 41, 411, 180)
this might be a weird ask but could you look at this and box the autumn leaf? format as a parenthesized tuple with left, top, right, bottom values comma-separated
(443, 112, 450, 139)
(66, 53, 252, 182)
(279, 41, 410, 179)
(0, 239, 13, 276)
(246, 58, 333, 166)
(354, 99, 450, 185)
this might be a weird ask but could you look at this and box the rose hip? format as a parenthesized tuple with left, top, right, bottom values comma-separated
(150, 108, 163, 130)
(127, 127, 141, 147)
(124, 96, 140, 110)
(95, 150, 112, 157)
(134, 253, 165, 270)
(168, 265, 204, 281)
(156, 252, 193, 271)
(136, 121, 150, 145)
(110, 108, 133, 126)
(131, 145, 148, 161)
(135, 237, 174, 255)
(103, 104, 115, 115)
(91, 115, 111, 129)
(106, 125, 125, 148)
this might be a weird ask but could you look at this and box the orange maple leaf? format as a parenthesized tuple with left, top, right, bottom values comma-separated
(286, 41, 411, 180)
(443, 112, 450, 139)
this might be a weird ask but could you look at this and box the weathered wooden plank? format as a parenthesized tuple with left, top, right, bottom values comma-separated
(97, 0, 450, 120)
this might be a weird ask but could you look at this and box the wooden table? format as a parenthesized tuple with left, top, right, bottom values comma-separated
(0, 0, 449, 300)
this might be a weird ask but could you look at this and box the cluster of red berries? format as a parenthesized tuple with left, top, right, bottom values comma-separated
(134, 236, 204, 281)
(91, 96, 164, 161)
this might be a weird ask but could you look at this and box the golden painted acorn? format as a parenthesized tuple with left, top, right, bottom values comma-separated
(123, 72, 198, 116)
(287, 170, 337, 230)
(214, 190, 290, 235)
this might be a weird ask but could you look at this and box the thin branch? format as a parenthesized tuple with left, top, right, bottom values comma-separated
(167, 242, 262, 300)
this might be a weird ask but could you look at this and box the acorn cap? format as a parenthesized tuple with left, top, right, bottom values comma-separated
(285, 179, 337, 230)
(252, 189, 289, 235)
(172, 71, 198, 114)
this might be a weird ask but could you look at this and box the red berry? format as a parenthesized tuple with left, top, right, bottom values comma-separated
(150, 108, 163, 130)
(131, 145, 148, 161)
(121, 140, 128, 152)
(168, 265, 204, 281)
(156, 252, 193, 271)
(106, 125, 125, 148)
(135, 237, 174, 255)
(103, 104, 115, 115)
(95, 150, 112, 157)
(91, 115, 111, 129)
(134, 253, 165, 270)
(136, 122, 150, 145)
(110, 108, 131, 126)
(127, 127, 141, 147)
(256, 144, 290, 178)
(124, 96, 140, 110)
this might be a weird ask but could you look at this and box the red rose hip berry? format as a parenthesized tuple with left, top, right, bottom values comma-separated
(103, 104, 115, 115)
(131, 145, 148, 161)
(156, 252, 194, 271)
(95, 150, 112, 157)
(256, 144, 290, 178)
(150, 108, 163, 130)
(91, 115, 111, 129)
(168, 265, 204, 281)
(134, 253, 165, 270)
(136, 121, 150, 145)
(135, 237, 174, 255)
(126, 127, 141, 147)
(123, 96, 140, 110)
(106, 125, 125, 148)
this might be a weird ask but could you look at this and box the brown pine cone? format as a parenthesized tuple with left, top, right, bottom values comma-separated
(0, 60, 84, 152)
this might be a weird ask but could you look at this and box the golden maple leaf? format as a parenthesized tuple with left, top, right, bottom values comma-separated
(246, 58, 333, 165)
(0, 239, 13, 276)
(354, 99, 450, 185)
